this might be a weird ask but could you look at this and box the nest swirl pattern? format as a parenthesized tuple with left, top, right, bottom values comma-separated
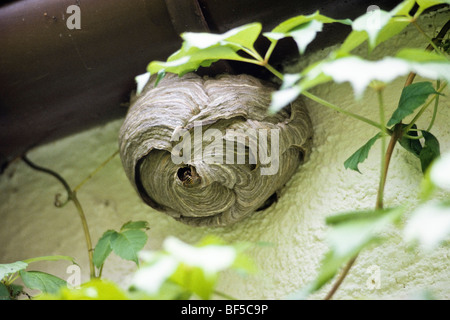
(119, 73, 313, 227)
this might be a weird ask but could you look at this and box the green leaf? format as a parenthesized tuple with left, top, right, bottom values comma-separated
(148, 46, 247, 76)
(419, 130, 440, 173)
(264, 11, 350, 55)
(305, 208, 403, 295)
(120, 220, 149, 231)
(396, 48, 449, 63)
(404, 201, 450, 251)
(93, 230, 115, 268)
(319, 55, 450, 98)
(38, 279, 129, 300)
(269, 86, 302, 113)
(416, 0, 450, 15)
(135, 72, 150, 96)
(387, 82, 439, 126)
(338, 0, 415, 54)
(352, 8, 392, 49)
(0, 283, 11, 300)
(22, 255, 76, 265)
(132, 253, 179, 295)
(132, 236, 249, 298)
(344, 133, 381, 173)
(0, 283, 22, 300)
(163, 236, 237, 275)
(110, 229, 148, 265)
(269, 11, 351, 34)
(0, 261, 28, 281)
(170, 264, 217, 300)
(398, 124, 422, 158)
(19, 270, 66, 294)
(430, 152, 450, 191)
(148, 23, 262, 77)
(182, 22, 262, 51)
(338, 30, 368, 54)
(265, 20, 323, 55)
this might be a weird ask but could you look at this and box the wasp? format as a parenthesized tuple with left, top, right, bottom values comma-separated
(179, 165, 201, 188)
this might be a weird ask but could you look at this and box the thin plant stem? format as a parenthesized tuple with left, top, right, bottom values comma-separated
(73, 149, 119, 193)
(71, 192, 95, 279)
(324, 123, 403, 300)
(324, 256, 357, 300)
(376, 90, 388, 210)
(263, 62, 285, 80)
(213, 290, 238, 300)
(427, 84, 441, 132)
(21, 156, 96, 279)
(412, 21, 444, 56)
(404, 83, 447, 133)
(262, 63, 386, 131)
(403, 133, 424, 140)
(302, 91, 386, 131)
(240, 46, 264, 62)
(264, 41, 278, 63)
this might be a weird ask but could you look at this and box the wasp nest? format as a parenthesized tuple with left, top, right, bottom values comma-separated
(119, 73, 313, 227)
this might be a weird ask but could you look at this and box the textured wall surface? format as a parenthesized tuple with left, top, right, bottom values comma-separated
(0, 11, 449, 299)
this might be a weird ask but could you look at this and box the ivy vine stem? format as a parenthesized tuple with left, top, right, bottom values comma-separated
(412, 20, 446, 57)
(376, 90, 388, 210)
(404, 82, 447, 133)
(73, 149, 119, 193)
(263, 63, 385, 131)
(21, 156, 96, 280)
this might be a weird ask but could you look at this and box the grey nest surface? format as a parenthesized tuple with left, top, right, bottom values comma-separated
(119, 73, 313, 227)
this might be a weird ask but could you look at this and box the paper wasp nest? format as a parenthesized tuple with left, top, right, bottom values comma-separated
(119, 73, 313, 227)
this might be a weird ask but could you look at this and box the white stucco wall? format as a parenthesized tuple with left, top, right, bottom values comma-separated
(1, 11, 449, 299)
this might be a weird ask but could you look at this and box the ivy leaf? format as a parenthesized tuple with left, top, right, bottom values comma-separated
(344, 133, 381, 173)
(352, 8, 393, 49)
(419, 130, 440, 173)
(404, 201, 450, 251)
(110, 229, 148, 265)
(0, 282, 11, 300)
(319, 55, 450, 98)
(0, 261, 28, 281)
(132, 236, 249, 299)
(430, 152, 450, 191)
(148, 46, 246, 77)
(182, 22, 262, 51)
(170, 264, 217, 300)
(148, 23, 262, 77)
(268, 11, 351, 34)
(339, 0, 415, 53)
(416, 0, 450, 15)
(396, 48, 449, 62)
(38, 279, 129, 300)
(19, 270, 66, 295)
(93, 230, 115, 269)
(387, 82, 439, 126)
(120, 220, 149, 231)
(264, 11, 350, 55)
(297, 208, 403, 296)
(265, 20, 324, 55)
(269, 86, 302, 113)
(135, 72, 151, 96)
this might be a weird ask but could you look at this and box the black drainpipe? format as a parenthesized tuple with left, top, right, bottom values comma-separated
(0, 0, 402, 172)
